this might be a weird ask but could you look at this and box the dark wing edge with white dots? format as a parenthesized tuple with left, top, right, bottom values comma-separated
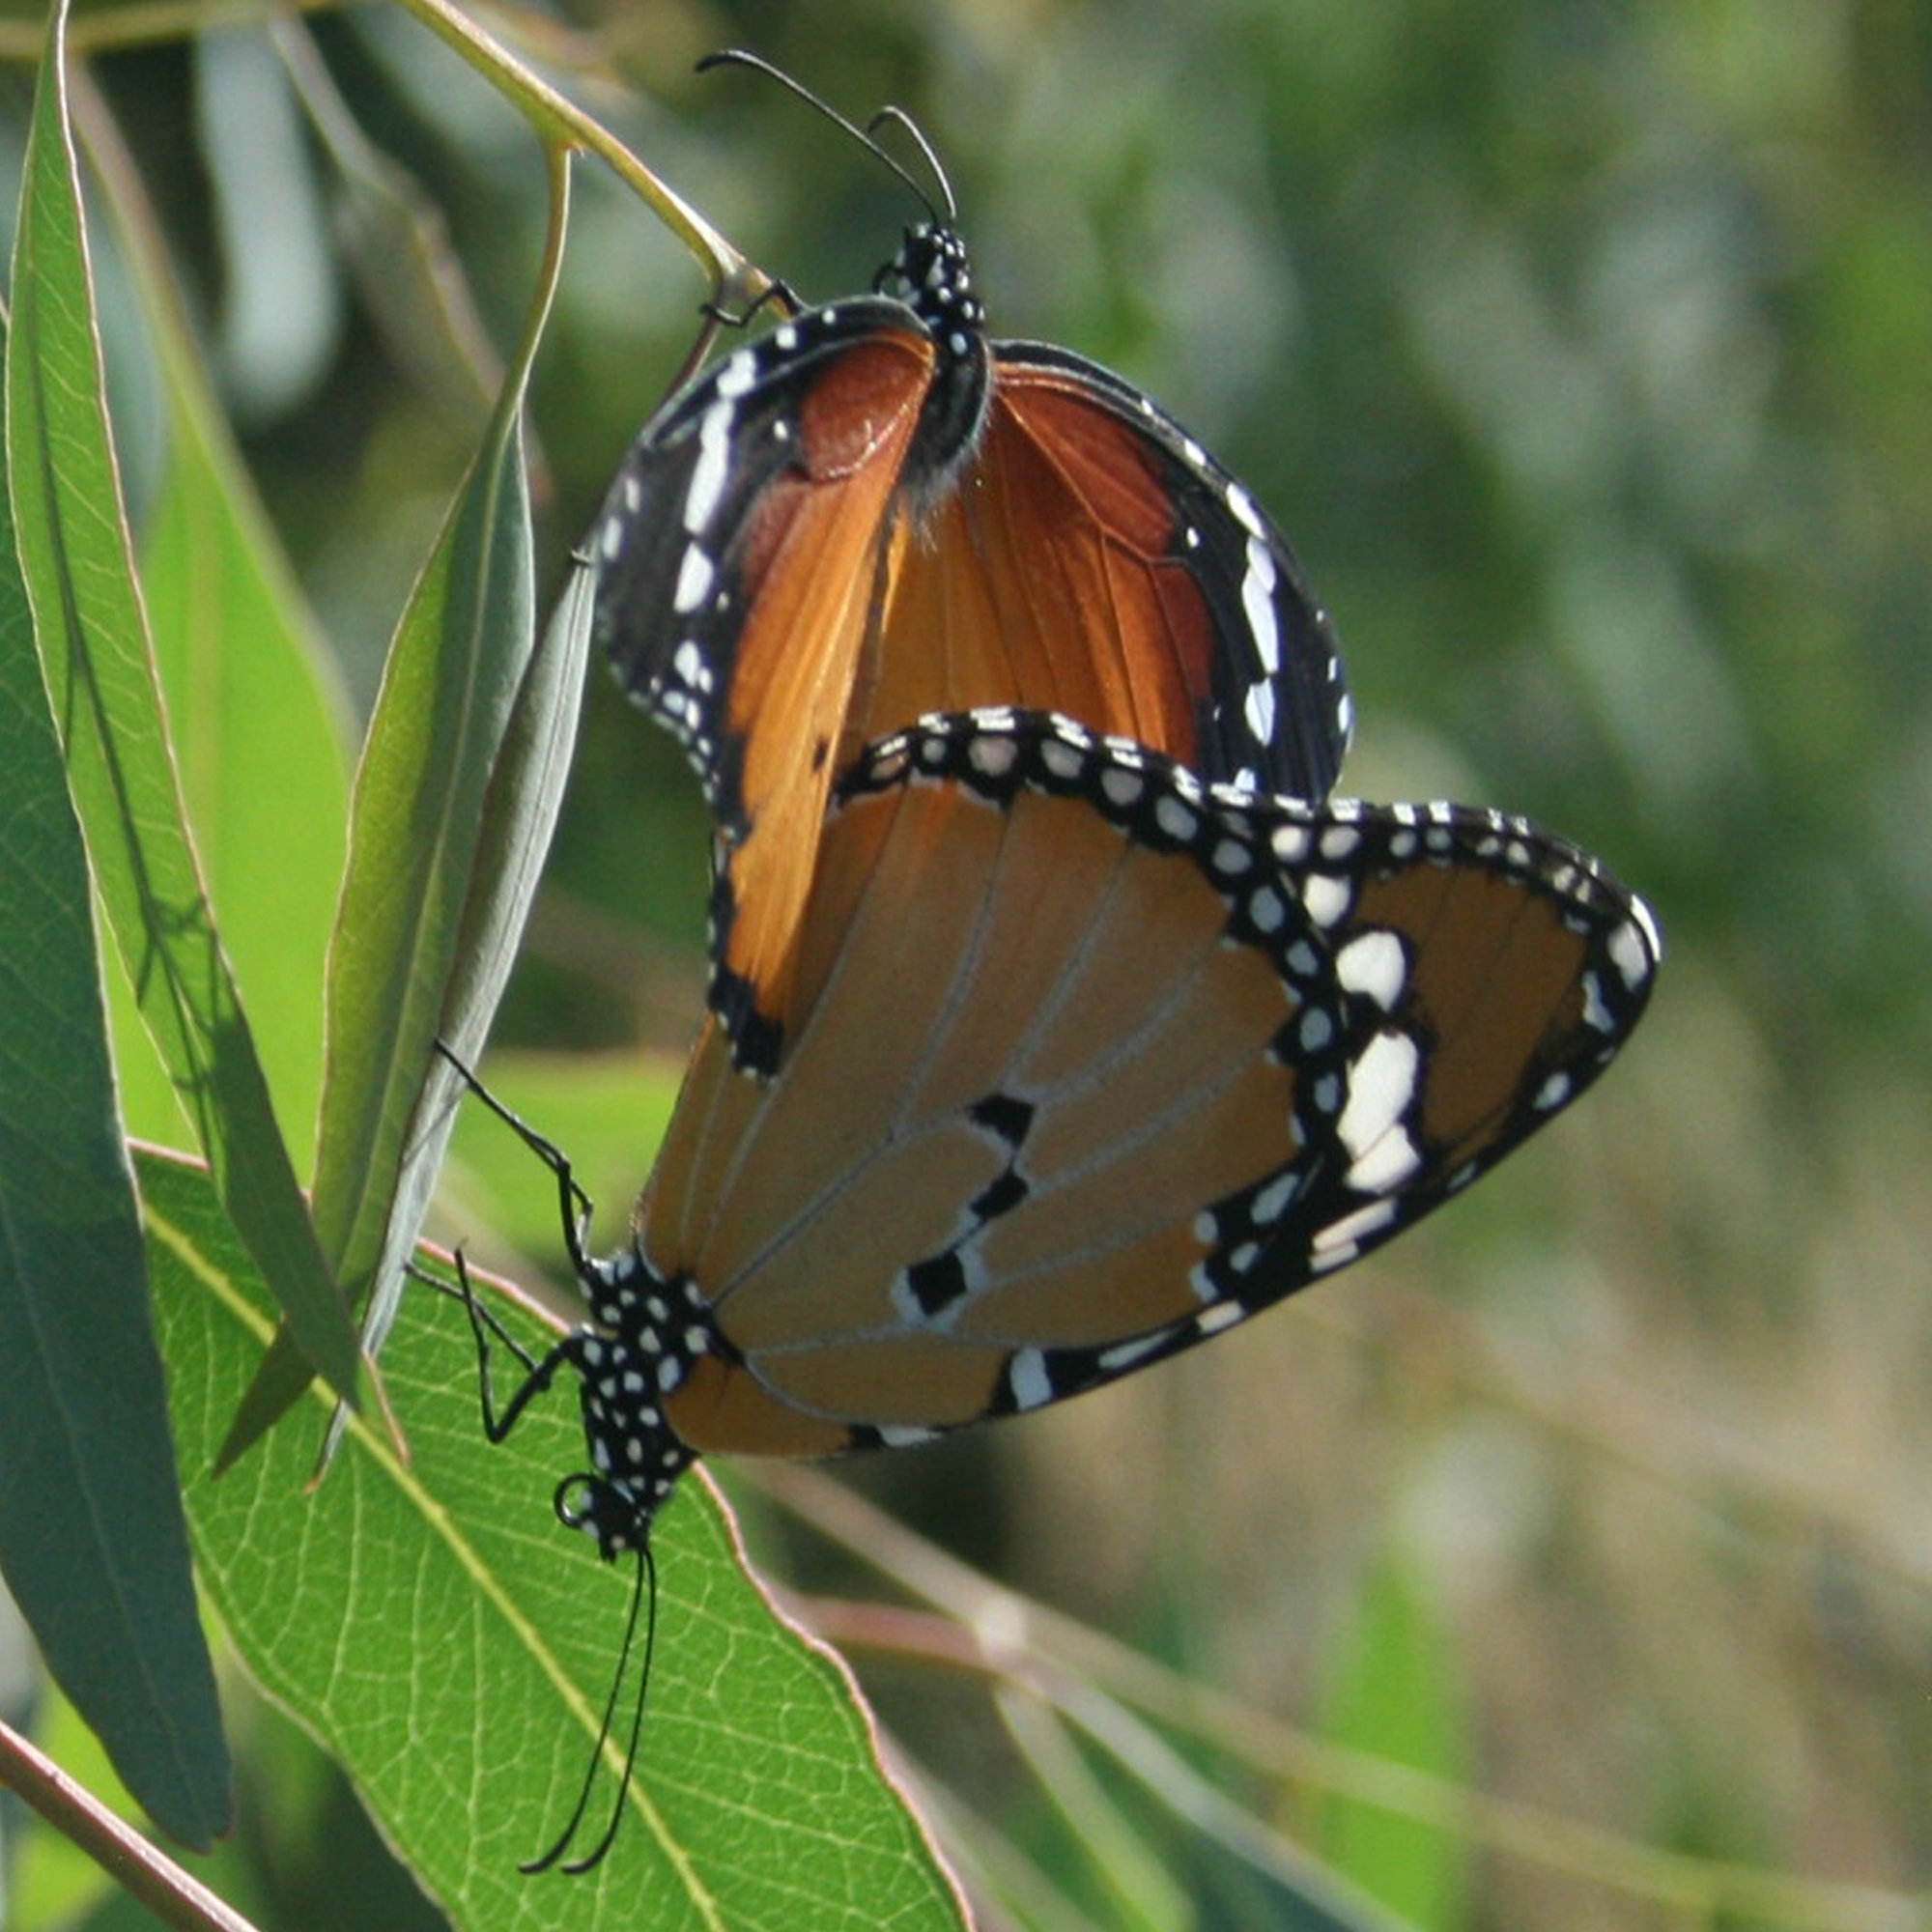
(1252, 795, 1663, 1299)
(582, 298, 929, 838)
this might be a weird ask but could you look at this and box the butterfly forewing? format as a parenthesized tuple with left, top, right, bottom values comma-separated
(989, 345, 1351, 797)
(591, 305, 938, 1065)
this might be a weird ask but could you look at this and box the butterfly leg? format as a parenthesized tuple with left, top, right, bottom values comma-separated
(432, 1039, 597, 1279)
(698, 275, 799, 331)
(416, 1247, 582, 1447)
(659, 277, 799, 402)
(410, 1244, 574, 1445)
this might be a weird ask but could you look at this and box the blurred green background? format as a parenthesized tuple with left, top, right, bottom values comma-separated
(2, 0, 1928, 1925)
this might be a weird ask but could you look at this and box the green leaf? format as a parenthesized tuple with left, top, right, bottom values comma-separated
(306, 154, 579, 1328)
(134, 226, 353, 1167)
(87, 57, 354, 1163)
(225, 153, 590, 1470)
(141, 1147, 970, 1929)
(0, 262, 230, 1851)
(4, 0, 358, 1406)
(1313, 1555, 1469, 1931)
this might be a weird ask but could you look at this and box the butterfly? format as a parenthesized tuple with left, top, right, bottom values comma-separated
(446, 706, 1657, 1867)
(585, 56, 1351, 1075)
(462, 704, 1658, 1569)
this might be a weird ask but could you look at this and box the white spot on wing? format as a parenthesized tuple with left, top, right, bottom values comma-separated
(1337, 1030, 1421, 1179)
(1155, 795, 1198, 841)
(1301, 872, 1351, 927)
(1243, 678, 1277, 747)
(1311, 1197, 1401, 1267)
(1335, 930, 1406, 1010)
(715, 348, 758, 399)
(1610, 913, 1655, 988)
(1251, 1170, 1298, 1224)
(1009, 1350, 1052, 1410)
(1272, 824, 1311, 865)
(1226, 482, 1264, 538)
(1581, 970, 1612, 1035)
(1535, 1070, 1573, 1111)
(969, 734, 1019, 777)
(1098, 1332, 1169, 1374)
(672, 544, 715, 614)
(1041, 739, 1083, 780)
(1347, 1122, 1421, 1194)
(1241, 537, 1280, 673)
(684, 399, 734, 534)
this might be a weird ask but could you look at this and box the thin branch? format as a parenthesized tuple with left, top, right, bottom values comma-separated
(387, 0, 763, 313)
(0, 1719, 260, 1932)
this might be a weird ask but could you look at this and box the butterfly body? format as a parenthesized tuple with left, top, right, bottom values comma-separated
(588, 222, 1351, 1070)
(524, 709, 1658, 1563)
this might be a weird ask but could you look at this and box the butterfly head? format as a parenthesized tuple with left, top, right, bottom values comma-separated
(878, 221, 985, 361)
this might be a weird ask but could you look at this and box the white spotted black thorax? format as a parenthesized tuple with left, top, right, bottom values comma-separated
(876, 221, 994, 513)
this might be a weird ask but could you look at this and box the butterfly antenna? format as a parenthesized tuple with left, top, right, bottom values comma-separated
(697, 49, 947, 227)
(521, 1545, 658, 1876)
(433, 1039, 597, 1279)
(865, 105, 957, 225)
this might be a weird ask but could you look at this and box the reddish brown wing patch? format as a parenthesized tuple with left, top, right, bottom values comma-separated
(709, 334, 933, 1055)
(857, 365, 1226, 761)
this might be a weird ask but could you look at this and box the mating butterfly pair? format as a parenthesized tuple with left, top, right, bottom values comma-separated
(445, 56, 1659, 1873)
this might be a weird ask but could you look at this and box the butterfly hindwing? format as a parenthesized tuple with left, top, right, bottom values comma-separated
(632, 709, 1658, 1457)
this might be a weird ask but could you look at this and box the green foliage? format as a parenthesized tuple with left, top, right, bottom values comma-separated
(8, 0, 359, 1413)
(140, 1148, 969, 1931)
(1313, 1553, 1468, 1929)
(0, 1, 1927, 1928)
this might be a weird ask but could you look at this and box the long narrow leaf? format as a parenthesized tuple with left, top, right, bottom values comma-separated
(142, 1148, 970, 1931)
(311, 145, 571, 1312)
(65, 52, 355, 1163)
(221, 146, 586, 1467)
(0, 315, 230, 1850)
(220, 143, 587, 1468)
(5, 0, 358, 1406)
(134, 231, 353, 1162)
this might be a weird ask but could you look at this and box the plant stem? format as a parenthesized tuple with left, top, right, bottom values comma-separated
(390, 0, 765, 311)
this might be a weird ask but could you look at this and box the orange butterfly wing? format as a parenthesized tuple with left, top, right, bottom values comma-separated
(590, 299, 1350, 1069)
(634, 713, 1657, 1459)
